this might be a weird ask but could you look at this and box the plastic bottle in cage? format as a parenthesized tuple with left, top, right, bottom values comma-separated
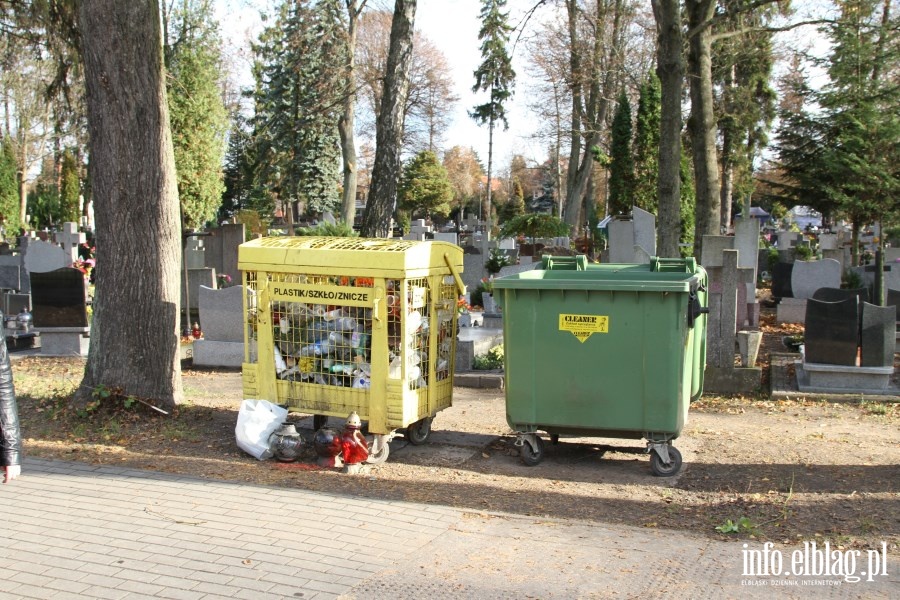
(300, 339, 330, 356)
(323, 308, 344, 321)
(333, 317, 359, 332)
(327, 332, 352, 347)
(388, 356, 401, 379)
(406, 310, 422, 333)
(352, 375, 370, 389)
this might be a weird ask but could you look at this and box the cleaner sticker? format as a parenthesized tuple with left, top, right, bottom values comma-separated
(558, 313, 608, 343)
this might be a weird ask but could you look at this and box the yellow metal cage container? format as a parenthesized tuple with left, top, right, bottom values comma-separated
(238, 236, 465, 462)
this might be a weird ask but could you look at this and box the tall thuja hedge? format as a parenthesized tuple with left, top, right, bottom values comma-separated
(0, 138, 20, 234)
(165, 0, 228, 229)
(632, 73, 661, 214)
(607, 91, 634, 216)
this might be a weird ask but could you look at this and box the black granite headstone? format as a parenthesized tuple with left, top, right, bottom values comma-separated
(771, 262, 794, 299)
(804, 297, 859, 366)
(812, 287, 869, 304)
(860, 302, 895, 367)
(886, 287, 900, 323)
(30, 267, 89, 328)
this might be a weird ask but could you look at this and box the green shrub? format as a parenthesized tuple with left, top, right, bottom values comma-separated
(473, 345, 504, 370)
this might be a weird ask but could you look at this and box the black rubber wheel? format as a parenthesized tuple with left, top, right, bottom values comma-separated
(650, 446, 683, 477)
(519, 435, 545, 467)
(313, 415, 328, 431)
(406, 417, 432, 445)
(365, 439, 390, 465)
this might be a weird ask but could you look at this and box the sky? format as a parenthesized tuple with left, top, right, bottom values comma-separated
(214, 0, 552, 169)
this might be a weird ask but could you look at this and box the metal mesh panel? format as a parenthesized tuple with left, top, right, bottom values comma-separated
(268, 273, 374, 391)
(435, 275, 457, 381)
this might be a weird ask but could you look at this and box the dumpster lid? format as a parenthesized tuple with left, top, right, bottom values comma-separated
(238, 236, 464, 276)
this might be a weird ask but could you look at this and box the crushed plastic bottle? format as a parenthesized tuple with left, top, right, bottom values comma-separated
(388, 356, 401, 379)
(274, 345, 288, 375)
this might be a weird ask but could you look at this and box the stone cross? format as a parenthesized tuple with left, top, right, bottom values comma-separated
(54, 222, 86, 264)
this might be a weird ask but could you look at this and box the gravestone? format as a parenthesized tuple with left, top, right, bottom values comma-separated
(182, 268, 217, 310)
(607, 218, 635, 263)
(887, 288, 900, 322)
(734, 218, 760, 282)
(791, 259, 842, 299)
(23, 239, 71, 275)
(0, 255, 23, 290)
(771, 262, 793, 299)
(204, 223, 245, 286)
(632, 206, 656, 257)
(192, 285, 253, 367)
(30, 267, 90, 356)
(813, 287, 869, 304)
(5, 293, 30, 316)
(185, 237, 206, 270)
(53, 222, 85, 264)
(818, 233, 839, 250)
(860, 302, 895, 367)
(822, 248, 850, 271)
(803, 298, 859, 366)
(433, 232, 459, 245)
(700, 236, 733, 268)
(776, 231, 800, 249)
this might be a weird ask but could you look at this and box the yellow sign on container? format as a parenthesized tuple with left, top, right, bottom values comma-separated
(559, 313, 609, 343)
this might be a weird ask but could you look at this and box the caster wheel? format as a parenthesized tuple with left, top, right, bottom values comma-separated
(365, 439, 390, 465)
(406, 417, 432, 445)
(519, 435, 545, 467)
(650, 446, 682, 477)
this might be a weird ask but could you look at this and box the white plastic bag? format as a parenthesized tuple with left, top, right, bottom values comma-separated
(235, 399, 288, 460)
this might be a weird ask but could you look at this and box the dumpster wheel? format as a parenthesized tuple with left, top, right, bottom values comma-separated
(649, 445, 682, 477)
(365, 434, 391, 465)
(406, 417, 433, 445)
(518, 434, 545, 467)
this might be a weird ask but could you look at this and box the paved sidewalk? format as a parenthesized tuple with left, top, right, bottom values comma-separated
(1, 458, 896, 600)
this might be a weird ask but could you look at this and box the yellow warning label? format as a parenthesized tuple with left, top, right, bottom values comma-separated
(558, 313, 608, 343)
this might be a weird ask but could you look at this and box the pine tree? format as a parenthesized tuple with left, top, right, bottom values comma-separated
(398, 150, 453, 219)
(252, 0, 346, 219)
(632, 73, 661, 214)
(607, 91, 635, 216)
(59, 149, 81, 224)
(471, 0, 515, 235)
(774, 0, 899, 266)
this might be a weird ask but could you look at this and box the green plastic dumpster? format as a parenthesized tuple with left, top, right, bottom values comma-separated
(492, 255, 708, 476)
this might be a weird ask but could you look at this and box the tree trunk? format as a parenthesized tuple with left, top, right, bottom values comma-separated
(720, 135, 734, 232)
(564, 0, 582, 208)
(484, 109, 494, 236)
(686, 0, 720, 258)
(359, 0, 416, 238)
(77, 0, 183, 411)
(564, 0, 621, 232)
(652, 0, 683, 258)
(339, 0, 363, 226)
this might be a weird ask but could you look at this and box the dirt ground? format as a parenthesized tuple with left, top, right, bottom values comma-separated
(10, 304, 899, 553)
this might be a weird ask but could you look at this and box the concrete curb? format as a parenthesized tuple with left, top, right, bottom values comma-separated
(453, 371, 504, 389)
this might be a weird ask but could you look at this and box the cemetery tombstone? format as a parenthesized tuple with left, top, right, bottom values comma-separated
(53, 222, 85, 264)
(771, 262, 794, 299)
(887, 288, 900, 322)
(803, 298, 859, 366)
(860, 302, 895, 368)
(192, 285, 253, 367)
(30, 267, 90, 356)
(791, 259, 842, 300)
